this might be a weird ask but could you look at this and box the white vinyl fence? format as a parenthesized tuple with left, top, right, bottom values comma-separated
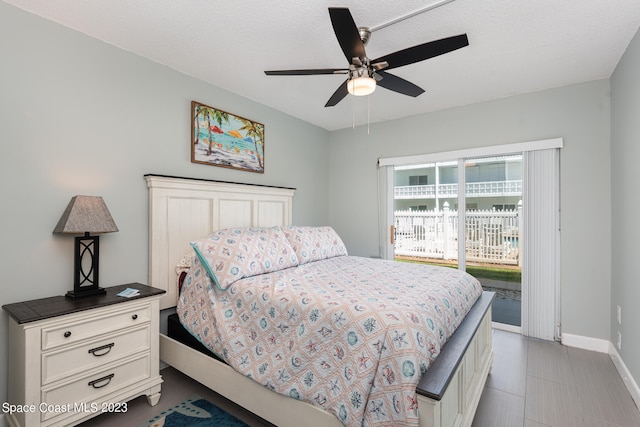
(394, 202, 521, 265)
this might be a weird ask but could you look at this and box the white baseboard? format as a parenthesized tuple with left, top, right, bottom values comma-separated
(561, 332, 610, 353)
(609, 344, 640, 410)
(561, 333, 640, 410)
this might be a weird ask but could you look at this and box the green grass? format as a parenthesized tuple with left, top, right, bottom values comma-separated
(465, 265, 521, 282)
(396, 258, 521, 282)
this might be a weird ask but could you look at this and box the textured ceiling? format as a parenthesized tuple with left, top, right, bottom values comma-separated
(5, 0, 640, 130)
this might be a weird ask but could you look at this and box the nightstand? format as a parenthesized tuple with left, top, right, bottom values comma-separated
(3, 283, 165, 427)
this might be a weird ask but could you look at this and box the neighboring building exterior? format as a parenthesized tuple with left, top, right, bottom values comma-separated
(394, 155, 523, 211)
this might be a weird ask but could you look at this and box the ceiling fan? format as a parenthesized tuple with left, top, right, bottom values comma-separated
(264, 7, 469, 107)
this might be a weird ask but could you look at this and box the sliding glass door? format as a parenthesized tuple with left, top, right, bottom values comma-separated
(464, 155, 522, 328)
(391, 155, 522, 327)
(380, 138, 560, 338)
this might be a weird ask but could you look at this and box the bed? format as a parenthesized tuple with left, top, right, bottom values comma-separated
(146, 174, 493, 427)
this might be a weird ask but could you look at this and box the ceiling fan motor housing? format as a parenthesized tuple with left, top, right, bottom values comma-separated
(358, 27, 371, 46)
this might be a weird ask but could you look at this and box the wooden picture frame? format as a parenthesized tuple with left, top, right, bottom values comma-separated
(191, 101, 265, 173)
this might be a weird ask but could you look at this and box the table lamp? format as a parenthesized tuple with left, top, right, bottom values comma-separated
(53, 195, 119, 298)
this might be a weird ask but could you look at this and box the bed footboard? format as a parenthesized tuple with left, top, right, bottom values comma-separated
(418, 291, 494, 427)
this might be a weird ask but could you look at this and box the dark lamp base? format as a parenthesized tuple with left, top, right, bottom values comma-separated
(65, 287, 107, 299)
(66, 233, 106, 299)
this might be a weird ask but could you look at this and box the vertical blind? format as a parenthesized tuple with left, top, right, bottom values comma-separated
(521, 148, 560, 340)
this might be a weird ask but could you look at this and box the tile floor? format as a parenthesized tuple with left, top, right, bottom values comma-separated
(79, 330, 640, 427)
(472, 330, 640, 427)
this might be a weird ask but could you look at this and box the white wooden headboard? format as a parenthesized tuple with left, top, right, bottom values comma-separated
(145, 175, 296, 309)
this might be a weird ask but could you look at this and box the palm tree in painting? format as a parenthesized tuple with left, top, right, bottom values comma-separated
(209, 109, 230, 155)
(193, 103, 208, 146)
(193, 104, 230, 155)
(238, 119, 264, 170)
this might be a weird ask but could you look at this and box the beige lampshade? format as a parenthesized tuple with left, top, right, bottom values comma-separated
(53, 195, 119, 234)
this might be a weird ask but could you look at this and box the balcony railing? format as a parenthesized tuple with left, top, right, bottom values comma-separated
(394, 205, 521, 265)
(394, 180, 522, 199)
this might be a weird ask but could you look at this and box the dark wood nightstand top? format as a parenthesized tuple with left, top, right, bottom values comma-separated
(2, 283, 166, 324)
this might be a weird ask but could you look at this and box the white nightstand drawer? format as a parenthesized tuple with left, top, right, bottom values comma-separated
(41, 304, 151, 350)
(41, 353, 151, 422)
(42, 325, 151, 385)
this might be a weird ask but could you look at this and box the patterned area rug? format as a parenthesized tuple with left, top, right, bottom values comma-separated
(137, 395, 250, 427)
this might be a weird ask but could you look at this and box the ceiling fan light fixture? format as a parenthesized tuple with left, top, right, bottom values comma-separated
(347, 76, 376, 96)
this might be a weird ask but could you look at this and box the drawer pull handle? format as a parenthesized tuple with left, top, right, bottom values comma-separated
(88, 373, 114, 389)
(132, 314, 138, 320)
(88, 342, 115, 357)
(64, 331, 71, 338)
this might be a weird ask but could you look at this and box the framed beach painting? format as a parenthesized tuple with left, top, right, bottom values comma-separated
(191, 101, 265, 173)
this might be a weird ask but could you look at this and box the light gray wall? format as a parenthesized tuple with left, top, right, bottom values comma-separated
(611, 28, 640, 387)
(0, 3, 329, 404)
(328, 80, 612, 344)
(3, 0, 634, 410)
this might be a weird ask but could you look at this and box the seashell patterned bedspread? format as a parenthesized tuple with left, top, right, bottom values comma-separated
(178, 255, 483, 427)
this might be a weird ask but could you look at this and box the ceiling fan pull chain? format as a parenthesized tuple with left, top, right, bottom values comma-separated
(352, 96, 356, 129)
(367, 95, 371, 135)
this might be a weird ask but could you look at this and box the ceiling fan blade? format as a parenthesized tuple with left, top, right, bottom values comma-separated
(265, 68, 348, 76)
(325, 79, 349, 107)
(376, 70, 425, 97)
(373, 34, 469, 71)
(372, 61, 389, 71)
(329, 7, 366, 63)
